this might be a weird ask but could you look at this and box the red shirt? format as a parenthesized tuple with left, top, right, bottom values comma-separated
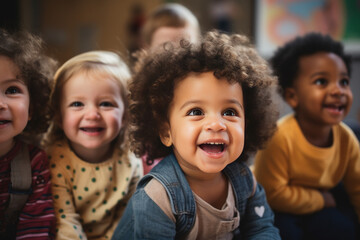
(0, 140, 55, 239)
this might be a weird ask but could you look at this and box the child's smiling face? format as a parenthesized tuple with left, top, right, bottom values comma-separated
(0, 56, 30, 156)
(160, 72, 245, 177)
(286, 52, 353, 127)
(60, 70, 125, 161)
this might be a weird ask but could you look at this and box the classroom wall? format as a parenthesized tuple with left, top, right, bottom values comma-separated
(18, 0, 254, 64)
(17, 0, 359, 121)
(19, 0, 162, 64)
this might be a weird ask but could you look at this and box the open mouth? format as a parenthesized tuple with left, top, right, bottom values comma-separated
(324, 104, 345, 112)
(199, 142, 226, 153)
(80, 127, 104, 132)
(0, 120, 11, 125)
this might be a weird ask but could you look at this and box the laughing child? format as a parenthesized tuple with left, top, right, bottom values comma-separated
(0, 29, 56, 239)
(254, 32, 360, 239)
(140, 3, 201, 173)
(44, 51, 143, 239)
(112, 31, 280, 239)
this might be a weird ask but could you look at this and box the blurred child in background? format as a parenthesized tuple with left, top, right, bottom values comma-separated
(254, 32, 360, 240)
(142, 3, 201, 50)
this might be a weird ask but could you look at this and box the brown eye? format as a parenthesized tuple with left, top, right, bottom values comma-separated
(187, 108, 203, 116)
(314, 78, 327, 85)
(340, 78, 349, 86)
(223, 109, 237, 116)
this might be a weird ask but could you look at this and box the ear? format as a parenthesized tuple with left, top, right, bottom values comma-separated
(159, 123, 172, 147)
(284, 88, 299, 109)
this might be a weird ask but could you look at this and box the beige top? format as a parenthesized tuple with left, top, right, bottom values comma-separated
(145, 179, 240, 240)
(48, 140, 143, 240)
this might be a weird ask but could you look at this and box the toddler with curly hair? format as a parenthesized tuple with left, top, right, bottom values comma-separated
(254, 32, 360, 239)
(0, 29, 57, 239)
(112, 31, 280, 239)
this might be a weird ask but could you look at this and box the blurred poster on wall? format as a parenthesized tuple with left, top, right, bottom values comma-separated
(255, 0, 360, 57)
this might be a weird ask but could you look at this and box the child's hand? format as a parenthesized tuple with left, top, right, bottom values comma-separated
(321, 190, 336, 208)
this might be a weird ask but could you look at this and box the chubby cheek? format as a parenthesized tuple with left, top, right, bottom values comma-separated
(175, 124, 199, 147)
(345, 91, 353, 114)
(231, 125, 245, 159)
(106, 111, 124, 134)
(15, 97, 30, 125)
(17, 105, 30, 131)
(61, 111, 78, 130)
(60, 113, 79, 140)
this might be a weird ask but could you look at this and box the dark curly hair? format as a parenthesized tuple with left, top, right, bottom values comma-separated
(0, 29, 57, 141)
(130, 30, 278, 163)
(270, 32, 352, 98)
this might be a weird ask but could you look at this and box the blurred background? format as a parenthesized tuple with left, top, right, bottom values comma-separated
(1, 0, 359, 121)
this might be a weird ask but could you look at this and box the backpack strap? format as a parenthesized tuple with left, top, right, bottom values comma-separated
(0, 143, 32, 238)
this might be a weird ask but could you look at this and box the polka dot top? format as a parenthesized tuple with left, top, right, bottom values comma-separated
(47, 140, 143, 239)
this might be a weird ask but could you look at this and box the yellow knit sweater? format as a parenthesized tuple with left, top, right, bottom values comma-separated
(48, 140, 143, 239)
(254, 114, 360, 222)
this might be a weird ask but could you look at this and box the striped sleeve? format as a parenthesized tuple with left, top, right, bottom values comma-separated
(16, 146, 56, 240)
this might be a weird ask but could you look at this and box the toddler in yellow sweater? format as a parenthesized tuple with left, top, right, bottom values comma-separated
(254, 32, 360, 239)
(44, 51, 143, 239)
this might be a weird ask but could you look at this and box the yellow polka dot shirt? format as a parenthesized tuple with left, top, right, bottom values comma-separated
(47, 140, 143, 240)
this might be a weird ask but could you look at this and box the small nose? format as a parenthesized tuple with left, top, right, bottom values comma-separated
(205, 115, 226, 132)
(85, 106, 100, 120)
(0, 96, 8, 110)
(330, 82, 345, 97)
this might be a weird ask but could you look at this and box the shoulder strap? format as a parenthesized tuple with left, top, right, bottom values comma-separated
(223, 162, 254, 239)
(145, 154, 196, 239)
(0, 143, 32, 237)
(224, 161, 253, 216)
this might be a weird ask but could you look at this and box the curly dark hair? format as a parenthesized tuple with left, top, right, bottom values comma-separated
(0, 29, 57, 140)
(130, 30, 278, 163)
(270, 32, 352, 98)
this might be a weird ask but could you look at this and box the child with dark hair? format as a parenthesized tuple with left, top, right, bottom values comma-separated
(0, 29, 57, 239)
(112, 31, 280, 239)
(139, 3, 201, 174)
(254, 32, 360, 239)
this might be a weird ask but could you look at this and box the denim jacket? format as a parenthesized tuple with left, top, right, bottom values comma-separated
(112, 153, 280, 240)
